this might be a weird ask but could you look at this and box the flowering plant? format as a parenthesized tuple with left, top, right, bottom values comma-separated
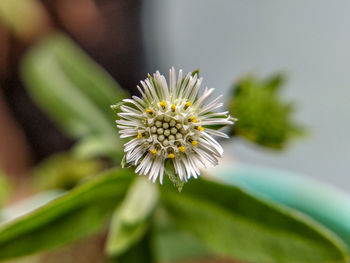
(0, 34, 346, 263)
(113, 68, 235, 188)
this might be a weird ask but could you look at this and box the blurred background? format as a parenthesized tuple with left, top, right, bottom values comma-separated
(0, 0, 147, 176)
(1, 0, 349, 191)
(142, 0, 350, 191)
(0, 1, 350, 262)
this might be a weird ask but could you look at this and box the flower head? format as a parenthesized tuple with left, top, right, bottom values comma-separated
(113, 68, 235, 184)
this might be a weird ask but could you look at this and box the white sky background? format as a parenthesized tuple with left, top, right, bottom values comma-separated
(142, 0, 350, 191)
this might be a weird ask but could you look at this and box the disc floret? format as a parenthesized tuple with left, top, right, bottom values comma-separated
(139, 99, 203, 158)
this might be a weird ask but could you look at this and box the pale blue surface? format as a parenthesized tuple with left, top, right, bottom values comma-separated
(211, 164, 350, 247)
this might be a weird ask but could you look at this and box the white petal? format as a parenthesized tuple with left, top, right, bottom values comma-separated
(188, 77, 202, 103)
(193, 88, 214, 108)
(198, 95, 223, 115)
(204, 128, 229, 138)
(123, 98, 145, 112)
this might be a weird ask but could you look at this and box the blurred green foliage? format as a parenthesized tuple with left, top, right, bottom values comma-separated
(0, 169, 11, 207)
(32, 153, 104, 191)
(0, 169, 346, 263)
(0, 31, 344, 263)
(106, 177, 158, 258)
(152, 208, 213, 262)
(21, 33, 126, 161)
(160, 177, 347, 263)
(0, 0, 46, 39)
(0, 169, 134, 261)
(228, 74, 304, 149)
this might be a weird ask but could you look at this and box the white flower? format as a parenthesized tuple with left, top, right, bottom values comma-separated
(113, 67, 235, 184)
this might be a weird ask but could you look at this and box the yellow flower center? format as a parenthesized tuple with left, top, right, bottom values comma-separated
(178, 146, 185, 152)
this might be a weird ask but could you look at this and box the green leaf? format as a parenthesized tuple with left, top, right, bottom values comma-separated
(47, 34, 127, 122)
(20, 33, 124, 148)
(32, 153, 104, 191)
(109, 230, 158, 263)
(153, 225, 212, 262)
(106, 177, 158, 257)
(72, 135, 123, 161)
(0, 190, 64, 224)
(164, 160, 185, 192)
(228, 74, 304, 149)
(213, 163, 350, 251)
(152, 208, 212, 262)
(0, 168, 134, 261)
(160, 177, 348, 263)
